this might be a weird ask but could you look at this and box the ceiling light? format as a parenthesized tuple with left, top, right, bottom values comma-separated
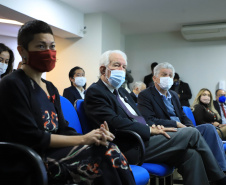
(0, 18, 23, 25)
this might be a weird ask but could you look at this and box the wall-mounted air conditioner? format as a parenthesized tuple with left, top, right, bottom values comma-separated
(181, 23, 226, 41)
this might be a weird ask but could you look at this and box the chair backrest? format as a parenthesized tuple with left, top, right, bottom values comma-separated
(0, 142, 48, 185)
(182, 106, 197, 126)
(60, 96, 83, 134)
(76, 99, 93, 134)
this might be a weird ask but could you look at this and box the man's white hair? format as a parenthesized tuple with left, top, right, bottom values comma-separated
(99, 50, 127, 67)
(154, 62, 175, 78)
(132, 81, 145, 90)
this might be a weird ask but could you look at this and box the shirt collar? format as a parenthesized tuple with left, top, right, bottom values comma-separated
(75, 87, 84, 93)
(155, 87, 172, 99)
(102, 80, 115, 93)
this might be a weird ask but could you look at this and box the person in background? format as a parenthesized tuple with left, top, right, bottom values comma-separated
(84, 50, 226, 185)
(214, 89, 226, 124)
(63, 66, 86, 105)
(0, 43, 14, 80)
(130, 81, 146, 103)
(121, 69, 134, 92)
(170, 72, 192, 107)
(138, 62, 226, 174)
(0, 20, 135, 185)
(143, 62, 158, 87)
(192, 88, 226, 140)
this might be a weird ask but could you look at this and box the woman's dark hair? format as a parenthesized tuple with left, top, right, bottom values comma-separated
(0, 43, 14, 78)
(69, 66, 86, 88)
(17, 20, 53, 50)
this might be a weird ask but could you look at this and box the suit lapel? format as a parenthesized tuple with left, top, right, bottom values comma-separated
(151, 87, 170, 117)
(72, 86, 82, 99)
(96, 79, 140, 116)
(118, 88, 140, 115)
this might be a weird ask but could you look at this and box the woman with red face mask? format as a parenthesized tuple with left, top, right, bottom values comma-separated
(0, 20, 135, 185)
(192, 88, 226, 140)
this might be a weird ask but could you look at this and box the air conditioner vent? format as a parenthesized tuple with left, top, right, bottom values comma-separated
(181, 23, 226, 41)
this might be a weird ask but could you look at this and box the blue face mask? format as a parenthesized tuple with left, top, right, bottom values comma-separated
(219, 96, 226, 103)
(107, 69, 125, 89)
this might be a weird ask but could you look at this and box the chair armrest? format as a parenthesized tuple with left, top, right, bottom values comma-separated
(0, 142, 48, 185)
(113, 130, 145, 166)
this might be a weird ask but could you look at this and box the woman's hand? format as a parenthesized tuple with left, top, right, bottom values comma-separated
(82, 129, 108, 146)
(100, 121, 115, 142)
(82, 122, 115, 146)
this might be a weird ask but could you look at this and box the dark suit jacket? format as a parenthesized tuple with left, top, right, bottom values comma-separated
(213, 100, 221, 116)
(84, 79, 151, 141)
(213, 100, 224, 123)
(129, 92, 137, 103)
(63, 86, 82, 105)
(143, 73, 153, 87)
(170, 81, 192, 107)
(138, 86, 193, 128)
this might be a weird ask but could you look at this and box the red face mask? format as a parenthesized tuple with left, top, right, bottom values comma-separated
(28, 50, 56, 72)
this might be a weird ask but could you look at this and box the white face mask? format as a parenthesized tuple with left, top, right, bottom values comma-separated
(158, 77, 173, 90)
(200, 96, 210, 104)
(0, 63, 8, 75)
(74, 77, 86, 87)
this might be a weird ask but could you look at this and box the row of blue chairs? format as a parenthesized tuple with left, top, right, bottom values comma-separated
(60, 96, 175, 185)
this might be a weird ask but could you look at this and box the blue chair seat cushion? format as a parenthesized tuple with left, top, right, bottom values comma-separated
(224, 143, 226, 151)
(141, 163, 174, 177)
(130, 165, 150, 185)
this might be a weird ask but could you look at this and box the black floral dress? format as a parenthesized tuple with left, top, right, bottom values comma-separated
(0, 70, 135, 185)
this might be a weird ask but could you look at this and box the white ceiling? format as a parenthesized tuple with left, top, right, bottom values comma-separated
(60, 0, 226, 35)
(1, 0, 226, 37)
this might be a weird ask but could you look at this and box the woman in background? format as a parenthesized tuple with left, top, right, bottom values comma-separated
(63, 66, 86, 106)
(0, 20, 135, 185)
(0, 43, 14, 80)
(192, 88, 226, 140)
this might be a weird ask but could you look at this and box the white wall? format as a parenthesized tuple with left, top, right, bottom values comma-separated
(125, 32, 226, 104)
(47, 13, 125, 95)
(101, 14, 122, 52)
(0, 0, 84, 38)
(47, 13, 103, 95)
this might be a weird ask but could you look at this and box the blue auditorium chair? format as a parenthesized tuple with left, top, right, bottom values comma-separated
(75, 99, 175, 185)
(60, 96, 150, 185)
(182, 106, 196, 126)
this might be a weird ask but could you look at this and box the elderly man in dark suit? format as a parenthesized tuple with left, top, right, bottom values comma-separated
(84, 50, 226, 185)
(138, 62, 226, 173)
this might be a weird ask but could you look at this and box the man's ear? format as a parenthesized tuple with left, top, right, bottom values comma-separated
(17, 45, 28, 62)
(100, 66, 106, 75)
(17, 45, 25, 56)
(153, 75, 156, 83)
(135, 87, 139, 92)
